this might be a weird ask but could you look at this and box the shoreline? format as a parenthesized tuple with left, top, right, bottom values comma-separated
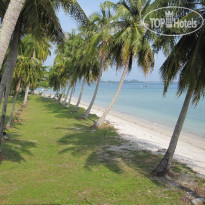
(41, 93, 205, 177)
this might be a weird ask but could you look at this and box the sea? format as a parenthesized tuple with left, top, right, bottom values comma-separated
(41, 82, 205, 138)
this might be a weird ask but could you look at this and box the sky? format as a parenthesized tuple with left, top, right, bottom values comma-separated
(44, 0, 167, 82)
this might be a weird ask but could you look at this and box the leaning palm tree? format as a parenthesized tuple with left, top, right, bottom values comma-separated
(0, 0, 64, 108)
(71, 33, 100, 112)
(80, 2, 112, 119)
(94, 0, 155, 127)
(63, 83, 71, 104)
(6, 53, 43, 127)
(0, 0, 88, 70)
(67, 84, 76, 108)
(20, 35, 51, 106)
(0, 0, 88, 108)
(153, 3, 205, 176)
(0, 0, 25, 70)
(49, 65, 65, 99)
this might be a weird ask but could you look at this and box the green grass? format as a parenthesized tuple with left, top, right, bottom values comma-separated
(0, 95, 203, 204)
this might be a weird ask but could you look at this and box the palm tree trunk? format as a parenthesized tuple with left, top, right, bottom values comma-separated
(152, 88, 194, 177)
(6, 78, 22, 127)
(0, 73, 20, 151)
(0, 0, 25, 70)
(23, 83, 30, 106)
(81, 59, 104, 119)
(66, 86, 75, 108)
(0, 22, 20, 152)
(63, 83, 71, 105)
(94, 59, 130, 128)
(0, 21, 21, 106)
(60, 81, 68, 103)
(72, 78, 86, 112)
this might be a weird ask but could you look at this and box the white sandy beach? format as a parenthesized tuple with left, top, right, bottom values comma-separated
(42, 93, 205, 177)
(72, 99, 205, 177)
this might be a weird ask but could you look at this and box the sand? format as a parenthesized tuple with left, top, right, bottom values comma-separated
(70, 98, 205, 177)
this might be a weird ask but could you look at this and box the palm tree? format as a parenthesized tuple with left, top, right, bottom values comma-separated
(23, 83, 30, 106)
(0, 0, 64, 108)
(59, 81, 68, 102)
(1, 34, 50, 131)
(72, 78, 86, 112)
(0, 0, 88, 70)
(67, 85, 76, 108)
(53, 30, 100, 111)
(81, 53, 105, 118)
(6, 76, 22, 128)
(94, 0, 155, 127)
(0, 0, 88, 108)
(49, 65, 64, 98)
(153, 2, 205, 176)
(0, 20, 21, 141)
(71, 34, 101, 112)
(80, 2, 112, 119)
(0, 0, 25, 70)
(6, 51, 43, 127)
(20, 35, 51, 106)
(63, 83, 71, 104)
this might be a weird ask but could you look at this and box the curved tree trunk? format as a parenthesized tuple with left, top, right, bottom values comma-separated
(6, 78, 22, 127)
(66, 86, 75, 108)
(81, 59, 104, 119)
(60, 81, 68, 103)
(152, 88, 193, 177)
(63, 83, 71, 105)
(0, 76, 21, 152)
(23, 83, 30, 106)
(0, 22, 20, 153)
(0, 21, 21, 106)
(94, 59, 130, 128)
(72, 78, 86, 112)
(0, 0, 25, 70)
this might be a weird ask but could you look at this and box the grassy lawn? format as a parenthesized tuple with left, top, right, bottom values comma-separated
(0, 95, 204, 204)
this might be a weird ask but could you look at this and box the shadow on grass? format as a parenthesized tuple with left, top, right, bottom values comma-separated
(35, 96, 204, 200)
(35, 96, 98, 123)
(57, 123, 123, 174)
(56, 122, 205, 200)
(0, 96, 36, 164)
(0, 132, 36, 164)
(57, 123, 162, 176)
(36, 96, 194, 177)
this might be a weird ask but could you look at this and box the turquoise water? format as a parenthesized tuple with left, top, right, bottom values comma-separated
(43, 82, 205, 138)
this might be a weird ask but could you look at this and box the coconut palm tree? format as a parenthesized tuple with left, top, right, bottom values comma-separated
(6, 53, 43, 127)
(94, 0, 155, 127)
(0, 0, 88, 108)
(71, 35, 100, 112)
(0, 0, 88, 70)
(20, 35, 51, 106)
(67, 85, 76, 108)
(0, 0, 25, 70)
(6, 76, 22, 128)
(0, 0, 64, 108)
(0, 34, 51, 133)
(49, 65, 64, 98)
(53, 30, 100, 110)
(63, 83, 71, 104)
(80, 2, 112, 119)
(72, 78, 86, 112)
(0, 20, 21, 142)
(152, 2, 205, 176)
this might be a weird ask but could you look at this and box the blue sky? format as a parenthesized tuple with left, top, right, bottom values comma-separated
(44, 0, 166, 82)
